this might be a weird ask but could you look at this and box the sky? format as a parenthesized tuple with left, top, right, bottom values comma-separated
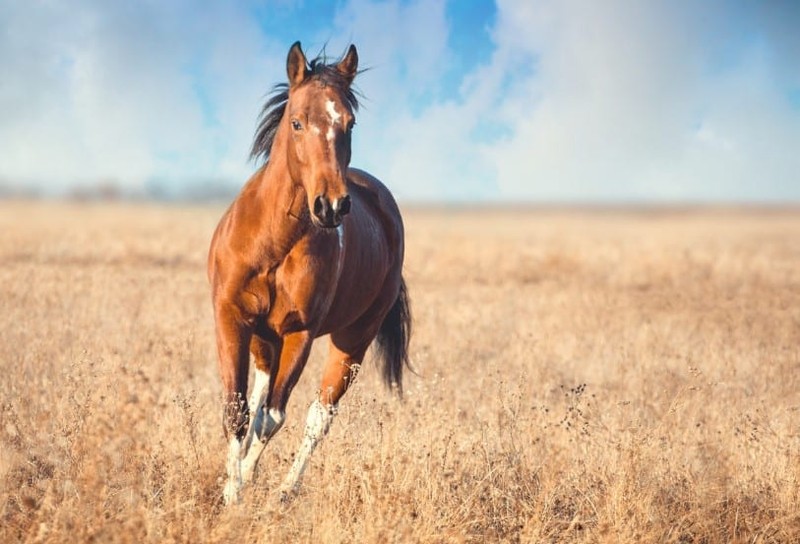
(1, 0, 799, 202)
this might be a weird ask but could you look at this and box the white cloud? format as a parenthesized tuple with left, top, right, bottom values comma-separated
(321, 0, 461, 200)
(357, 0, 800, 202)
(0, 1, 281, 193)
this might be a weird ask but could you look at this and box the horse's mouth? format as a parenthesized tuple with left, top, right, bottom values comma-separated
(310, 215, 342, 229)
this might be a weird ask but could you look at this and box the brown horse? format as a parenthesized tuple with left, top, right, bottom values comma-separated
(208, 42, 411, 504)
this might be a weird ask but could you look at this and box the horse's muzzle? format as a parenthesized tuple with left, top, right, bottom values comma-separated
(312, 194, 351, 228)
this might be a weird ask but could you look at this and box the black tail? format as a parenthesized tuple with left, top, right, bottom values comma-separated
(375, 277, 412, 397)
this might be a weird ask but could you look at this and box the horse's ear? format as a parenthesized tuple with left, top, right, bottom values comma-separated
(336, 44, 358, 85)
(287, 41, 308, 88)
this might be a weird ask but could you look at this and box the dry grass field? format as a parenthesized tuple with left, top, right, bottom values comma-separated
(1, 200, 799, 543)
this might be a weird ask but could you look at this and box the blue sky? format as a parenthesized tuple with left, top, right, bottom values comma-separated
(1, 0, 799, 202)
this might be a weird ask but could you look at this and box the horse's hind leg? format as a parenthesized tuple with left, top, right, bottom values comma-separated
(280, 337, 367, 496)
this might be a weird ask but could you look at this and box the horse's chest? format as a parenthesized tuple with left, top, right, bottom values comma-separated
(264, 278, 310, 335)
(261, 245, 339, 336)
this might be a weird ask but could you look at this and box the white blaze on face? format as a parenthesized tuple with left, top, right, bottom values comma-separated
(325, 99, 341, 143)
(326, 99, 342, 125)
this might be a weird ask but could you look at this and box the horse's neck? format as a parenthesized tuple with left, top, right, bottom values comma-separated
(253, 157, 311, 262)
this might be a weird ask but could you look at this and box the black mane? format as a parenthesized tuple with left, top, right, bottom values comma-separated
(249, 51, 361, 164)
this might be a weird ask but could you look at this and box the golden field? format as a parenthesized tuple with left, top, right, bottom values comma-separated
(1, 201, 799, 543)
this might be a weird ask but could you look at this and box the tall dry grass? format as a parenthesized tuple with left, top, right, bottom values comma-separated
(1, 201, 798, 543)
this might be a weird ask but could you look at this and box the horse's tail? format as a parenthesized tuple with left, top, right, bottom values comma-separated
(375, 276, 412, 397)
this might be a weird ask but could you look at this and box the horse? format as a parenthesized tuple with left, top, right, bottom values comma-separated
(208, 41, 411, 505)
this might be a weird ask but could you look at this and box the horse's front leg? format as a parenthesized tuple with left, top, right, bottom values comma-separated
(266, 331, 316, 426)
(231, 331, 314, 488)
(213, 302, 252, 505)
(241, 335, 281, 484)
(235, 330, 313, 497)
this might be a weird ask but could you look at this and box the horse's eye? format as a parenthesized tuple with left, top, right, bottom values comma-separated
(347, 120, 356, 132)
(291, 119, 302, 131)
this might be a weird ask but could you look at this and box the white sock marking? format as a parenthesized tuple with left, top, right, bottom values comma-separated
(243, 369, 270, 455)
(281, 399, 335, 494)
(241, 407, 285, 483)
(223, 438, 243, 505)
(268, 408, 285, 429)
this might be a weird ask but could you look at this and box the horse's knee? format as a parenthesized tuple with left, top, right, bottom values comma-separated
(222, 395, 249, 440)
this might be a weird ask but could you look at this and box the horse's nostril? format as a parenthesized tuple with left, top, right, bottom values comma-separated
(337, 195, 351, 216)
(313, 195, 326, 218)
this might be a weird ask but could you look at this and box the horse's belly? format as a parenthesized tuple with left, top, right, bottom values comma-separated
(319, 242, 395, 335)
(263, 266, 382, 337)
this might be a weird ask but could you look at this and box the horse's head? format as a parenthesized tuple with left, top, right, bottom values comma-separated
(281, 42, 359, 229)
